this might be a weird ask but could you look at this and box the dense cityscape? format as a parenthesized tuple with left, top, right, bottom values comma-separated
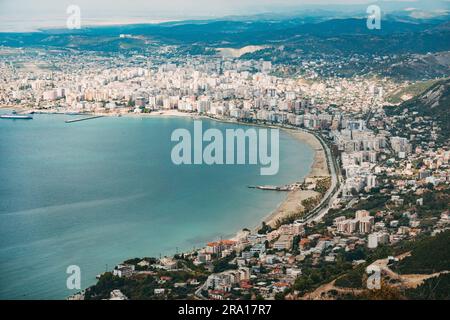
(1, 0, 449, 302)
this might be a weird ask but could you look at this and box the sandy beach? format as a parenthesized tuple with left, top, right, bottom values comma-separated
(117, 110, 201, 119)
(263, 128, 330, 228)
(0, 105, 27, 113)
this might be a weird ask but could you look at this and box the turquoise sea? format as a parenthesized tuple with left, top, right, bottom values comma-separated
(0, 113, 313, 299)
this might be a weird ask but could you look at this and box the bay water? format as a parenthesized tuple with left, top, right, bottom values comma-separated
(0, 113, 313, 299)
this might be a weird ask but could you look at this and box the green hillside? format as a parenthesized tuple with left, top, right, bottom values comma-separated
(386, 80, 439, 104)
(406, 273, 450, 300)
(396, 230, 450, 274)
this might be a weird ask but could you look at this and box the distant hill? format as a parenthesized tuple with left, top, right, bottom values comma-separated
(0, 17, 448, 55)
(387, 79, 441, 104)
(1, 16, 448, 80)
(384, 77, 450, 142)
(406, 273, 450, 300)
(402, 78, 450, 134)
(383, 52, 450, 80)
(217, 45, 268, 58)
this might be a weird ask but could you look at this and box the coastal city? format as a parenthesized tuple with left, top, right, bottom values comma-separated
(1, 0, 449, 303)
(1, 43, 448, 300)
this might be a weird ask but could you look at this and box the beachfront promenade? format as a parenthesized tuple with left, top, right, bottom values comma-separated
(304, 130, 342, 224)
(276, 125, 342, 225)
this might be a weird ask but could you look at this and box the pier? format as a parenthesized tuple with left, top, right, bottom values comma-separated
(248, 184, 296, 191)
(65, 115, 103, 123)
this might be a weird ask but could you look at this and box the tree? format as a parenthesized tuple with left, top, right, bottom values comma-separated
(258, 222, 272, 235)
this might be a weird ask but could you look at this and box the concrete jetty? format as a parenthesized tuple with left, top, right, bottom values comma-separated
(248, 185, 294, 191)
(65, 115, 103, 123)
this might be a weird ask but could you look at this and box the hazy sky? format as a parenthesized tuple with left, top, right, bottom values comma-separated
(0, 0, 449, 31)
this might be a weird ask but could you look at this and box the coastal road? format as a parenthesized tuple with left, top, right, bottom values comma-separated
(256, 123, 343, 225)
(301, 129, 343, 224)
(194, 283, 207, 300)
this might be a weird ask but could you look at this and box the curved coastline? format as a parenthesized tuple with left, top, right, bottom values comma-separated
(263, 129, 329, 227)
(98, 109, 331, 230)
(105, 109, 330, 229)
(5, 107, 330, 232)
(2, 107, 331, 300)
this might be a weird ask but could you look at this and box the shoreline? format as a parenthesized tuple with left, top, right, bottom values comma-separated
(261, 128, 330, 228)
(3, 106, 331, 257)
(100, 111, 331, 231)
(7, 107, 330, 230)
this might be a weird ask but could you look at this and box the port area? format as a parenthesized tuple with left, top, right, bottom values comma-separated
(65, 115, 103, 123)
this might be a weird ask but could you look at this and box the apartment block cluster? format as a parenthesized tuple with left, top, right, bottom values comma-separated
(332, 210, 389, 250)
(0, 49, 393, 123)
(334, 210, 375, 234)
(331, 119, 384, 197)
(188, 220, 306, 299)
